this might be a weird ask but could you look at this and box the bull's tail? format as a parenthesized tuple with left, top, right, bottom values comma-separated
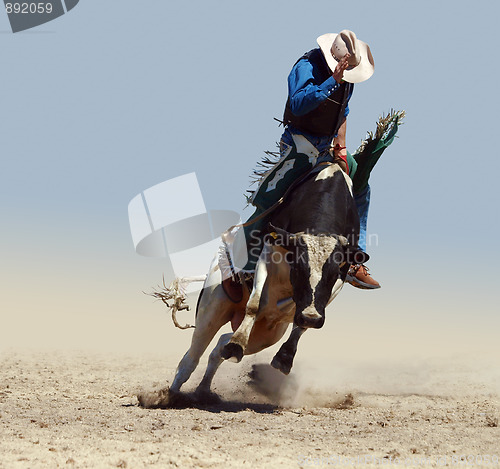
(148, 275, 206, 330)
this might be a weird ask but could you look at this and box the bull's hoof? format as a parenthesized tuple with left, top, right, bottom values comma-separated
(221, 342, 244, 363)
(295, 313, 325, 329)
(271, 352, 293, 375)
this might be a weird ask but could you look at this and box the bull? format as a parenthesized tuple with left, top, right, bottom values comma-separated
(146, 161, 367, 405)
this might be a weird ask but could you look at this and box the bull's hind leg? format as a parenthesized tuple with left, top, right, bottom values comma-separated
(271, 326, 307, 375)
(194, 332, 232, 400)
(170, 337, 214, 393)
(170, 289, 232, 393)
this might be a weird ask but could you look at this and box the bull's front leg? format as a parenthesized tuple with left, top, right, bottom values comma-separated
(271, 325, 307, 375)
(221, 243, 270, 363)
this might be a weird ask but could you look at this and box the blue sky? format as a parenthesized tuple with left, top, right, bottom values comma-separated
(1, 0, 498, 355)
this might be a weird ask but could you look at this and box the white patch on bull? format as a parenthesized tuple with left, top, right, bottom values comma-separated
(291, 134, 319, 166)
(314, 164, 354, 195)
(299, 233, 340, 305)
(314, 162, 340, 181)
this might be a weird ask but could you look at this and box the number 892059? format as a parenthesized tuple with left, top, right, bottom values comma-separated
(5, 3, 53, 14)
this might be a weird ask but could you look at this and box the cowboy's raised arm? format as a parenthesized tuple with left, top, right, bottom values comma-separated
(287, 57, 342, 116)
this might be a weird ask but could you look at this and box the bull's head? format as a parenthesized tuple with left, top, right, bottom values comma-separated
(267, 224, 368, 329)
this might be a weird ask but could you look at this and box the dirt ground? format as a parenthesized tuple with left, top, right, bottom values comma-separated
(0, 348, 499, 469)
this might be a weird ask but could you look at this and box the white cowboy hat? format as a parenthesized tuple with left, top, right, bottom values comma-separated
(317, 30, 374, 83)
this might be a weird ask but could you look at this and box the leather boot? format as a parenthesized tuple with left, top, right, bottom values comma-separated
(346, 264, 381, 289)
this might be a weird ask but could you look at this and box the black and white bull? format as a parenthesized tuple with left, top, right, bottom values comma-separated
(168, 163, 367, 400)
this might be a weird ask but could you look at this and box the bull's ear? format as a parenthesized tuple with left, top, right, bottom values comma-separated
(267, 223, 300, 251)
(345, 246, 370, 265)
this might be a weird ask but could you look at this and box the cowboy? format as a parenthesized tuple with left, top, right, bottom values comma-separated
(281, 30, 380, 289)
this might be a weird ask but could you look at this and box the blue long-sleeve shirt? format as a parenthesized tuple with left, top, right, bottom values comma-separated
(282, 48, 354, 153)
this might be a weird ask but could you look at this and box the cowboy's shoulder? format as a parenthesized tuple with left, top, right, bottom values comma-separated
(298, 48, 323, 64)
(291, 48, 324, 74)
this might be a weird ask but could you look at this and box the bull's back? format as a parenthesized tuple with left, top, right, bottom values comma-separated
(272, 164, 359, 241)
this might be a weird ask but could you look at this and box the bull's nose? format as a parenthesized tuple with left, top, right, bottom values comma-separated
(295, 308, 325, 329)
(302, 308, 322, 321)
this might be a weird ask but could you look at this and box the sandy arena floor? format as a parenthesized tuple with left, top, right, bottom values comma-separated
(0, 348, 498, 468)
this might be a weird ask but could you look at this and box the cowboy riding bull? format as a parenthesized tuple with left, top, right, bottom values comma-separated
(143, 27, 403, 405)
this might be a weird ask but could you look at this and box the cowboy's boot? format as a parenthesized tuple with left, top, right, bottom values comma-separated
(346, 264, 381, 290)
